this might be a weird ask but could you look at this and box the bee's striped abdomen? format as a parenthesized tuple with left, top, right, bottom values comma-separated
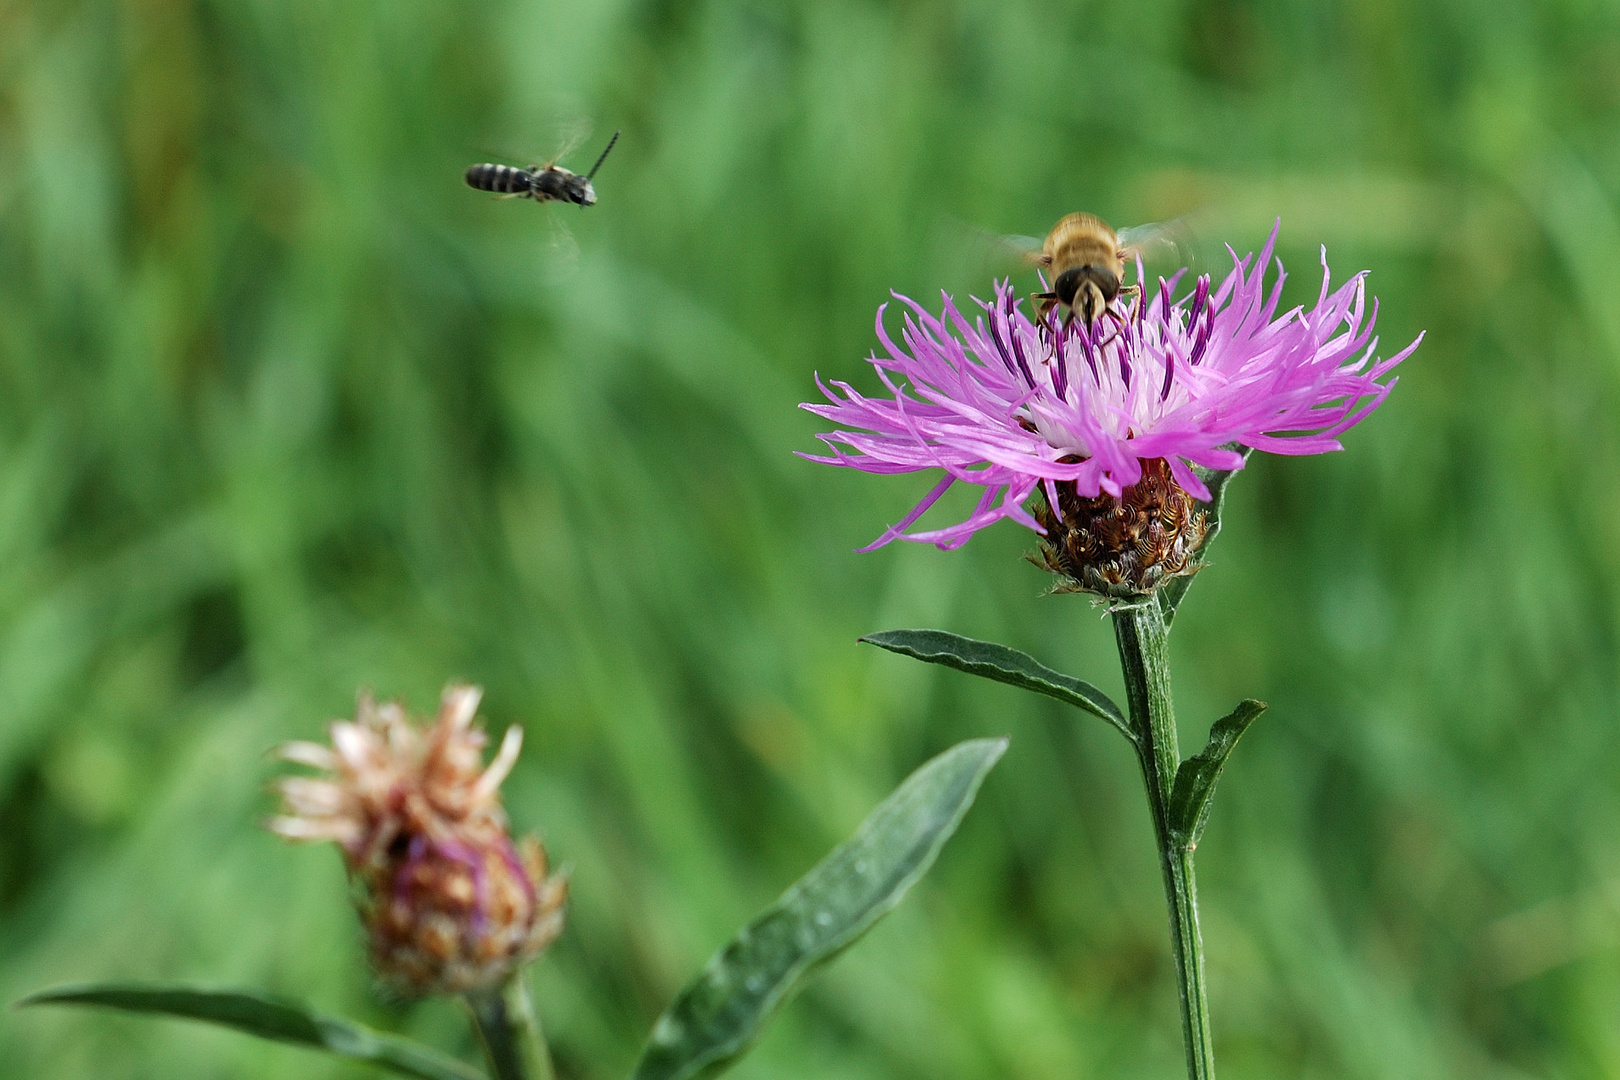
(464, 163, 533, 196)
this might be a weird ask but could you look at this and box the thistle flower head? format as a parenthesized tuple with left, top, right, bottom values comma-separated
(802, 226, 1421, 593)
(270, 685, 566, 996)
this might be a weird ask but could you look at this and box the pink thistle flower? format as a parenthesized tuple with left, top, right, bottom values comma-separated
(270, 685, 567, 996)
(802, 226, 1421, 557)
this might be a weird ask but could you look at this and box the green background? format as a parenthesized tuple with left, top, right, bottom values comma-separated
(0, 0, 1613, 1076)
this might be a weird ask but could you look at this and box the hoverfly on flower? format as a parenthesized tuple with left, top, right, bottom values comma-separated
(989, 212, 1188, 331)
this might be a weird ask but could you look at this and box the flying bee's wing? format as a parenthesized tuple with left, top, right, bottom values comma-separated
(546, 213, 580, 264)
(546, 118, 595, 168)
(1116, 217, 1200, 271)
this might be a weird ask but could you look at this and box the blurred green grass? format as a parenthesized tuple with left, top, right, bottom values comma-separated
(1, 0, 1618, 1076)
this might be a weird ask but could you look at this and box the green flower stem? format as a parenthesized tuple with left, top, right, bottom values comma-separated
(1114, 602, 1215, 1080)
(465, 976, 556, 1080)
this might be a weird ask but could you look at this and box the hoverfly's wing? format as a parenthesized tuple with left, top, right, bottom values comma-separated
(947, 217, 1051, 271)
(999, 232, 1051, 267)
(1117, 217, 1200, 272)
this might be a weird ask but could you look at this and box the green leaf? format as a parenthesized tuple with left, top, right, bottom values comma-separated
(1158, 445, 1255, 626)
(1167, 699, 1267, 849)
(16, 984, 487, 1080)
(631, 737, 1008, 1080)
(861, 629, 1131, 743)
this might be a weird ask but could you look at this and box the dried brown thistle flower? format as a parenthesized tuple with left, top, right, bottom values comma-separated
(1032, 457, 1208, 599)
(269, 685, 566, 996)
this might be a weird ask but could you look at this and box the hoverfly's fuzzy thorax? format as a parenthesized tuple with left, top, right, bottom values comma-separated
(1031, 458, 1208, 600)
(268, 685, 567, 997)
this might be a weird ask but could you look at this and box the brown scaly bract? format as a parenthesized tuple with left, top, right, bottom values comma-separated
(269, 685, 567, 996)
(1033, 457, 1209, 599)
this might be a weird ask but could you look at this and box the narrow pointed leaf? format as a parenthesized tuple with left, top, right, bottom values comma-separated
(1168, 699, 1267, 848)
(1158, 444, 1254, 626)
(861, 629, 1130, 742)
(631, 736, 1008, 1080)
(16, 984, 486, 1080)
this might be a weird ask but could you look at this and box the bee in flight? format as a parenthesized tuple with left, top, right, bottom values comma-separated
(465, 130, 620, 207)
(1001, 213, 1183, 330)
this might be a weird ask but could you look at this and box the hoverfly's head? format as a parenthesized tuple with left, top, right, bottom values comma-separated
(1054, 265, 1120, 328)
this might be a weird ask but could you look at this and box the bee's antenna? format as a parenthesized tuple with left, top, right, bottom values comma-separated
(585, 130, 621, 181)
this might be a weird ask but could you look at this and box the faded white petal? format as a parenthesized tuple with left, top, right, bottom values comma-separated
(278, 741, 337, 770)
(473, 725, 523, 803)
(375, 701, 407, 730)
(442, 684, 482, 732)
(277, 777, 347, 815)
(267, 815, 362, 844)
(330, 721, 375, 769)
